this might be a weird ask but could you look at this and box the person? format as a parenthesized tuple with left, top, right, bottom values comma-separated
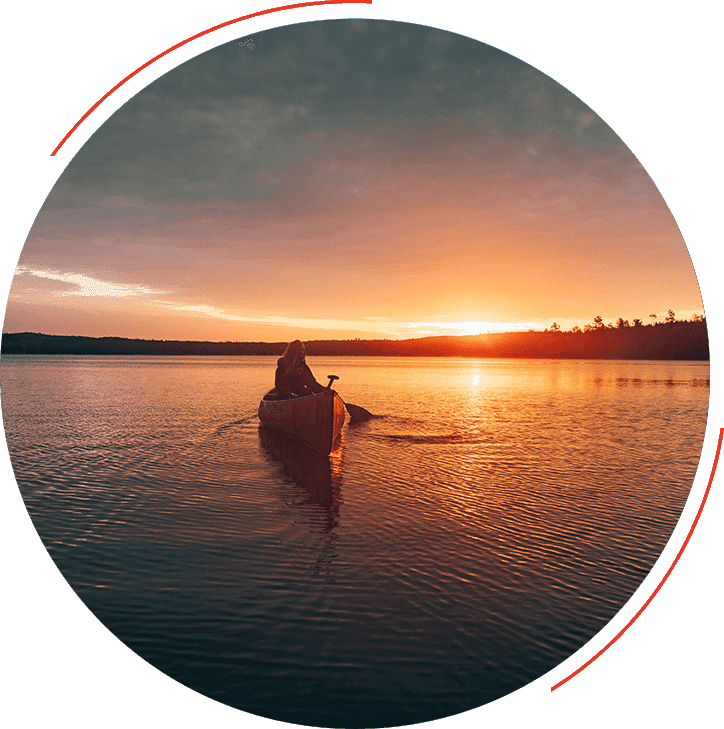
(274, 340, 326, 398)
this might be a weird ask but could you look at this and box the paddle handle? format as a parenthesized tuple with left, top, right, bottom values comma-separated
(326, 375, 339, 389)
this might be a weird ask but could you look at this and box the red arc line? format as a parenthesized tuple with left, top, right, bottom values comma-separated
(551, 426, 723, 691)
(50, 0, 373, 156)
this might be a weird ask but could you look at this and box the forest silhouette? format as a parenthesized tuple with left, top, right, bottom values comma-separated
(2, 313, 708, 360)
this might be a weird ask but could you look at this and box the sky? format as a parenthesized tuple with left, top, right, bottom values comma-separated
(5, 18, 704, 341)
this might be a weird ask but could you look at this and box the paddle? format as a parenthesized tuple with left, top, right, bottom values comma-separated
(344, 401, 375, 423)
(326, 375, 376, 423)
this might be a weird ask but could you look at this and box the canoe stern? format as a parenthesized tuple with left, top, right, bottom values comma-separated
(258, 389, 345, 454)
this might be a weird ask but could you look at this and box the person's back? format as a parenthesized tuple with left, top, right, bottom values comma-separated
(274, 340, 325, 398)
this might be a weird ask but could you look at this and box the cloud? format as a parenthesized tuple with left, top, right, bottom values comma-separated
(14, 266, 167, 298)
(156, 301, 397, 332)
(19, 114, 683, 329)
(41, 19, 612, 211)
(146, 300, 547, 338)
(33, 117, 652, 251)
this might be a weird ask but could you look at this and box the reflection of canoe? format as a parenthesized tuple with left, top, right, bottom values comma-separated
(258, 388, 346, 455)
(258, 425, 343, 536)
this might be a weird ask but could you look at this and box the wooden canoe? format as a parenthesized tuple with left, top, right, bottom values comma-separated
(258, 388, 346, 455)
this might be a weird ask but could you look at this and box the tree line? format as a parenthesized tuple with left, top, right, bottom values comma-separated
(545, 310, 704, 333)
(1, 313, 709, 360)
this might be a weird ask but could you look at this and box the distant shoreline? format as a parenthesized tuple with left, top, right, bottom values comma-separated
(1, 323, 710, 360)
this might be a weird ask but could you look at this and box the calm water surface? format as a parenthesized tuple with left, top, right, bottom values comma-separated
(1, 356, 709, 726)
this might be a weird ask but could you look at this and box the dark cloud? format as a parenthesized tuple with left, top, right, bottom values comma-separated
(42, 19, 611, 211)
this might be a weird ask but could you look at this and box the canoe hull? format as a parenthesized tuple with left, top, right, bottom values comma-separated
(258, 389, 345, 455)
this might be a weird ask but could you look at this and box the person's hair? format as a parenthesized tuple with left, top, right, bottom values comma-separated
(280, 340, 306, 370)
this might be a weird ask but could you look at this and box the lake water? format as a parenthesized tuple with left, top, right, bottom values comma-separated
(1, 356, 710, 727)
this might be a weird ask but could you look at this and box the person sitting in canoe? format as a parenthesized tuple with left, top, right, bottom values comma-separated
(274, 340, 327, 399)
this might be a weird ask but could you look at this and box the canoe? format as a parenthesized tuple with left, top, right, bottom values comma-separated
(258, 388, 346, 455)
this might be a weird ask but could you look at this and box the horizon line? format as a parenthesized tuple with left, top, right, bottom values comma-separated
(2, 318, 706, 346)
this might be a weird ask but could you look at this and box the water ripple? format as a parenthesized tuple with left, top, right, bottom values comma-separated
(1, 355, 708, 726)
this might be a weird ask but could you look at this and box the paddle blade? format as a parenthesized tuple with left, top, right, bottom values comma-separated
(345, 402, 375, 423)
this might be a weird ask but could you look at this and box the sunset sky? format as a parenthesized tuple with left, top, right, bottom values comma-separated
(5, 18, 703, 342)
